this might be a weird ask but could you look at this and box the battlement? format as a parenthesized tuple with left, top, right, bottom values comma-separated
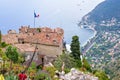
(3, 26, 64, 47)
(19, 26, 64, 35)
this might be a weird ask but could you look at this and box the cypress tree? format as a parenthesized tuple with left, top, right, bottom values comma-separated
(70, 35, 81, 60)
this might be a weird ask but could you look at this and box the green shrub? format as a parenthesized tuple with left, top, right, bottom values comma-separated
(45, 67, 56, 78)
(82, 57, 92, 72)
(64, 68, 70, 73)
(31, 62, 36, 70)
(94, 70, 110, 80)
(53, 53, 76, 71)
(5, 73, 18, 80)
(35, 73, 51, 80)
(75, 59, 82, 68)
(0, 42, 8, 48)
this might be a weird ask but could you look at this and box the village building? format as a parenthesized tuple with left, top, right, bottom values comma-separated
(2, 26, 65, 67)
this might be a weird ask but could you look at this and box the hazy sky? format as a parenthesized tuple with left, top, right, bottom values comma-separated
(0, 0, 105, 44)
(0, 0, 105, 30)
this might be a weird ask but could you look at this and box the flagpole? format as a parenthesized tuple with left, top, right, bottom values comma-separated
(34, 16, 35, 27)
(34, 10, 39, 28)
(34, 10, 35, 28)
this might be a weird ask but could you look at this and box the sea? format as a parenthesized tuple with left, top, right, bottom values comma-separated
(0, 0, 105, 48)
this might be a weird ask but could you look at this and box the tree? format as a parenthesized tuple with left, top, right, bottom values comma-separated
(0, 30, 8, 48)
(0, 48, 3, 57)
(0, 42, 8, 48)
(0, 48, 8, 70)
(53, 52, 76, 72)
(17, 53, 26, 64)
(5, 45, 19, 69)
(70, 35, 81, 60)
(70, 35, 82, 68)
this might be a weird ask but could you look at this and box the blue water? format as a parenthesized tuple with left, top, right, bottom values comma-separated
(0, 0, 104, 46)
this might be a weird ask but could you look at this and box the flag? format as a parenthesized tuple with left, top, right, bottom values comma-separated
(34, 12, 39, 18)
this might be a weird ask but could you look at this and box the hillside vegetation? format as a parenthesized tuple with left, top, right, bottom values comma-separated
(79, 0, 120, 80)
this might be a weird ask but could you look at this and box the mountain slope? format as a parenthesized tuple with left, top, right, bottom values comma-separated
(80, 0, 120, 80)
(104, 59, 120, 80)
(83, 0, 120, 23)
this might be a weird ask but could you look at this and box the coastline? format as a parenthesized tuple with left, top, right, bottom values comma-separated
(81, 25, 97, 46)
(82, 26, 97, 55)
(79, 25, 97, 55)
(66, 26, 97, 53)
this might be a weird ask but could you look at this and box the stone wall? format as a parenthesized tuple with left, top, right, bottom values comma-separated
(33, 44, 63, 57)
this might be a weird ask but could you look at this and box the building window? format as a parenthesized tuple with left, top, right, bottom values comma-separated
(18, 38, 24, 44)
(46, 34, 50, 39)
(53, 39, 57, 44)
(46, 34, 49, 37)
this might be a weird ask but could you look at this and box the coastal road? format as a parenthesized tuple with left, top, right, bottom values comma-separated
(82, 35, 97, 56)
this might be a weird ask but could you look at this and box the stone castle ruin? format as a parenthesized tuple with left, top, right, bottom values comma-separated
(2, 26, 64, 66)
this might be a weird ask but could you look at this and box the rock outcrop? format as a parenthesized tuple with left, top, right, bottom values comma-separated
(56, 68, 98, 80)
